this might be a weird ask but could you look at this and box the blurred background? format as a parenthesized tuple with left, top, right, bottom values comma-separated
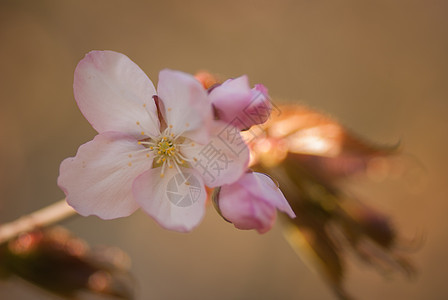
(0, 0, 447, 299)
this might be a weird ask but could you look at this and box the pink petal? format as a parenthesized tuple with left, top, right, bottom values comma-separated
(218, 172, 295, 234)
(244, 172, 296, 218)
(133, 166, 206, 232)
(209, 77, 272, 130)
(74, 51, 160, 137)
(58, 132, 152, 219)
(209, 76, 252, 128)
(244, 84, 272, 126)
(157, 69, 212, 144)
(219, 181, 276, 234)
(185, 121, 249, 187)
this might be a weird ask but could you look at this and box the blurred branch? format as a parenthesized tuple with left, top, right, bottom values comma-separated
(0, 199, 76, 244)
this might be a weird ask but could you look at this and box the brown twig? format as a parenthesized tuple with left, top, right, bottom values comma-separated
(0, 199, 77, 244)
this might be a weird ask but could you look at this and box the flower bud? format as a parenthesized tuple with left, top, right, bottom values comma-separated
(215, 172, 295, 233)
(209, 76, 272, 130)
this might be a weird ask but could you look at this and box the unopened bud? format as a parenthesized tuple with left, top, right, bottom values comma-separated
(214, 172, 295, 234)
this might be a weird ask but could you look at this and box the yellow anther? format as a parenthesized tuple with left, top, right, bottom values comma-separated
(181, 160, 185, 164)
(170, 133, 174, 137)
(185, 123, 190, 127)
(136, 121, 140, 125)
(141, 131, 145, 135)
(167, 107, 172, 112)
(143, 103, 146, 108)
(157, 151, 161, 155)
(128, 162, 132, 166)
(128, 154, 132, 158)
(191, 143, 195, 146)
(146, 153, 150, 158)
(193, 157, 198, 162)
(185, 181, 190, 186)
(160, 173, 165, 178)
(169, 165, 173, 169)
(138, 141, 142, 145)
(150, 146, 154, 150)
(162, 158, 166, 162)
(169, 124, 173, 128)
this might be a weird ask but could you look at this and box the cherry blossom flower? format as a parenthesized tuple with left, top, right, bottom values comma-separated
(216, 172, 296, 233)
(58, 50, 249, 232)
(209, 76, 272, 130)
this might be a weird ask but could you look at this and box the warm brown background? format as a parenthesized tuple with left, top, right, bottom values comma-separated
(0, 0, 447, 299)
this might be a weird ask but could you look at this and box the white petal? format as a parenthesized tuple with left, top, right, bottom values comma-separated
(74, 51, 160, 137)
(157, 69, 212, 144)
(58, 132, 152, 219)
(133, 166, 206, 232)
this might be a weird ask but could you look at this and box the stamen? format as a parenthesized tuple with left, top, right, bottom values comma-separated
(172, 159, 188, 183)
(173, 155, 183, 164)
(143, 129, 195, 183)
(136, 121, 156, 139)
(173, 128, 188, 140)
(177, 153, 193, 162)
(160, 160, 167, 178)
(176, 143, 196, 149)
(133, 148, 152, 154)
(139, 141, 156, 146)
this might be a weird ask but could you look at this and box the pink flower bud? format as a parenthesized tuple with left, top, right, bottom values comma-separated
(217, 172, 295, 234)
(209, 76, 272, 130)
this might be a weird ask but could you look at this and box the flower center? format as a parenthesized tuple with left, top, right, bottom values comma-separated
(157, 139, 175, 156)
(138, 127, 194, 179)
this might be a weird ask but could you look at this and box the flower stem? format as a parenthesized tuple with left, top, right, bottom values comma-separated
(0, 199, 76, 244)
